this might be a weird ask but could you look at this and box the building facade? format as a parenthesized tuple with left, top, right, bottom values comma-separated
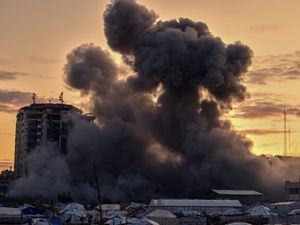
(0, 168, 14, 194)
(285, 179, 300, 201)
(14, 103, 94, 177)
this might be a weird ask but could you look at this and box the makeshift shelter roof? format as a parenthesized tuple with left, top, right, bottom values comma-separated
(211, 189, 262, 196)
(0, 207, 22, 217)
(178, 210, 204, 217)
(288, 209, 300, 215)
(147, 209, 176, 218)
(146, 219, 160, 225)
(222, 208, 242, 216)
(246, 206, 271, 218)
(20, 206, 41, 215)
(63, 203, 85, 213)
(150, 199, 242, 208)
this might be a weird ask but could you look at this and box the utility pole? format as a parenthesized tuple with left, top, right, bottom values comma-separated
(288, 125, 291, 156)
(283, 107, 288, 156)
(93, 162, 103, 225)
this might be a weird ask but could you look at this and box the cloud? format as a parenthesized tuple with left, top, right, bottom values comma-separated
(240, 129, 284, 135)
(0, 90, 32, 105)
(0, 70, 56, 81)
(0, 90, 66, 113)
(0, 90, 32, 113)
(0, 71, 35, 81)
(234, 101, 300, 119)
(29, 56, 60, 64)
(249, 23, 283, 33)
(0, 59, 13, 66)
(246, 52, 300, 84)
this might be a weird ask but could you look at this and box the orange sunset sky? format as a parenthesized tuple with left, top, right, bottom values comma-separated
(1, 0, 300, 171)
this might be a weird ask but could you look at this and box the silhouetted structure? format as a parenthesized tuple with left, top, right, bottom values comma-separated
(209, 189, 263, 205)
(0, 168, 14, 194)
(14, 103, 94, 177)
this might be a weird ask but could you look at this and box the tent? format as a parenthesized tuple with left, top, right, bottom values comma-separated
(246, 206, 272, 218)
(147, 209, 176, 218)
(223, 208, 242, 216)
(147, 209, 177, 225)
(60, 203, 88, 224)
(0, 207, 21, 217)
(178, 210, 203, 217)
(20, 205, 42, 216)
(288, 208, 300, 215)
(61, 203, 85, 214)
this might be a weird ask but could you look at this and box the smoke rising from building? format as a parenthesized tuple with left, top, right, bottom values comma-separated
(9, 0, 300, 202)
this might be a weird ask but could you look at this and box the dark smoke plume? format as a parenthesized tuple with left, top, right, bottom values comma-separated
(9, 0, 300, 202)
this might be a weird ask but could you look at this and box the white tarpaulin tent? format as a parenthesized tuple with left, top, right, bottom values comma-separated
(288, 208, 300, 215)
(60, 203, 88, 224)
(61, 203, 85, 213)
(246, 206, 271, 218)
(147, 209, 177, 225)
(147, 209, 176, 218)
(0, 207, 22, 217)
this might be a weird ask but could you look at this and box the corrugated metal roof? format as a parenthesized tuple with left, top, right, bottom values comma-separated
(149, 199, 242, 207)
(211, 189, 263, 196)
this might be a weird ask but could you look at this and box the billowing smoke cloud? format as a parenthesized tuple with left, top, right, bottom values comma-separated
(9, 0, 300, 202)
(9, 144, 97, 202)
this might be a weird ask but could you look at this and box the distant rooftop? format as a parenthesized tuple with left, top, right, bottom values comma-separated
(150, 199, 242, 208)
(19, 103, 81, 112)
(211, 189, 263, 196)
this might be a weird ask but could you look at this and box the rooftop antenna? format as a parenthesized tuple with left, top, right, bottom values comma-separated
(32, 93, 37, 104)
(283, 107, 288, 156)
(59, 92, 64, 103)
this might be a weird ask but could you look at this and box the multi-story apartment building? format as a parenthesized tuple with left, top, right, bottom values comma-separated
(14, 103, 94, 177)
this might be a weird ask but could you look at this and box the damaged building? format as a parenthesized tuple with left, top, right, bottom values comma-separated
(14, 103, 94, 178)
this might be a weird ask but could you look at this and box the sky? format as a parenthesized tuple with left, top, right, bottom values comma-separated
(0, 0, 300, 171)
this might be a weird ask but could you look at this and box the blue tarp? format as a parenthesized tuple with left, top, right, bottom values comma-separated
(21, 206, 41, 215)
(50, 216, 62, 225)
